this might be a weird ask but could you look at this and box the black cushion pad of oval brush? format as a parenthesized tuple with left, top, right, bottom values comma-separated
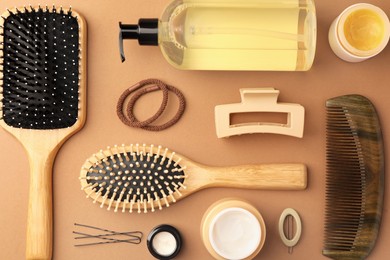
(1, 9, 79, 129)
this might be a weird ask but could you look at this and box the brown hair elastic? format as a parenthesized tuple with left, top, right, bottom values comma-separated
(117, 79, 186, 131)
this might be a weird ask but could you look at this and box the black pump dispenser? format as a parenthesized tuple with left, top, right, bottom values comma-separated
(119, 19, 159, 62)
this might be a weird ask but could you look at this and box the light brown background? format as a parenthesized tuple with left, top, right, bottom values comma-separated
(0, 0, 389, 259)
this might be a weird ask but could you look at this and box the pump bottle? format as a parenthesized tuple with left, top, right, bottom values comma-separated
(119, 0, 317, 71)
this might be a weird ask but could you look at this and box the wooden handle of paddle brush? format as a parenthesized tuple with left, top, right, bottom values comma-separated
(26, 151, 54, 260)
(201, 163, 307, 190)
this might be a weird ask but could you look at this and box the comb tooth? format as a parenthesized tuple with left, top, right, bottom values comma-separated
(325, 210, 363, 219)
(326, 193, 363, 202)
(325, 227, 363, 234)
(325, 234, 360, 242)
(324, 237, 357, 247)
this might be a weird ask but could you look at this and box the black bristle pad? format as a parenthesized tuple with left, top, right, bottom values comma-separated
(86, 151, 185, 203)
(2, 9, 79, 129)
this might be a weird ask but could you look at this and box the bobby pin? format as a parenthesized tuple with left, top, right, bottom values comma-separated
(73, 223, 143, 246)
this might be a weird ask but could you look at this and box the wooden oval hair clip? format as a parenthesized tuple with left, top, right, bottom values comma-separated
(278, 208, 302, 254)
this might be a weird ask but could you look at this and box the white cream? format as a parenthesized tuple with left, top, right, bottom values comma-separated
(209, 207, 261, 260)
(152, 231, 177, 257)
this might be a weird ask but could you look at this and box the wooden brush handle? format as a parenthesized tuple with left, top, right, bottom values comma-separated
(26, 152, 54, 260)
(203, 163, 307, 190)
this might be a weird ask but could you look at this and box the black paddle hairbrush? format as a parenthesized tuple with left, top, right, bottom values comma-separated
(324, 95, 384, 259)
(0, 6, 86, 260)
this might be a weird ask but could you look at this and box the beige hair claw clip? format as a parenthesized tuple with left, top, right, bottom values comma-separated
(215, 88, 305, 138)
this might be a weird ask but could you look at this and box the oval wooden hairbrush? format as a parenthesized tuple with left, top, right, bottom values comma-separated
(80, 144, 307, 213)
(0, 6, 86, 260)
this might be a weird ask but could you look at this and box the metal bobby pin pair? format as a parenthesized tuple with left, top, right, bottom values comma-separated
(73, 223, 142, 246)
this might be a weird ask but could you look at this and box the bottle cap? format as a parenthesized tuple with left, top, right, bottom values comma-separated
(119, 19, 159, 62)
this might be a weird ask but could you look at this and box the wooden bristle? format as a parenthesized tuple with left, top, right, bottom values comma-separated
(80, 144, 187, 213)
(323, 95, 384, 259)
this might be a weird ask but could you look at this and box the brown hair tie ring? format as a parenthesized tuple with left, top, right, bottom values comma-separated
(117, 79, 186, 131)
(125, 79, 170, 128)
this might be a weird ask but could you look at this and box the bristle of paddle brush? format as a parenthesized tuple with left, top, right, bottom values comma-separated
(80, 144, 307, 214)
(0, 6, 86, 260)
(323, 95, 384, 260)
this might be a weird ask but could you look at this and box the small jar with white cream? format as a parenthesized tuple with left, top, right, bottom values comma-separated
(201, 198, 266, 260)
(147, 225, 182, 260)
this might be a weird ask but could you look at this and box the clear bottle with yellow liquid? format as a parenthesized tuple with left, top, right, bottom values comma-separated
(119, 0, 317, 71)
